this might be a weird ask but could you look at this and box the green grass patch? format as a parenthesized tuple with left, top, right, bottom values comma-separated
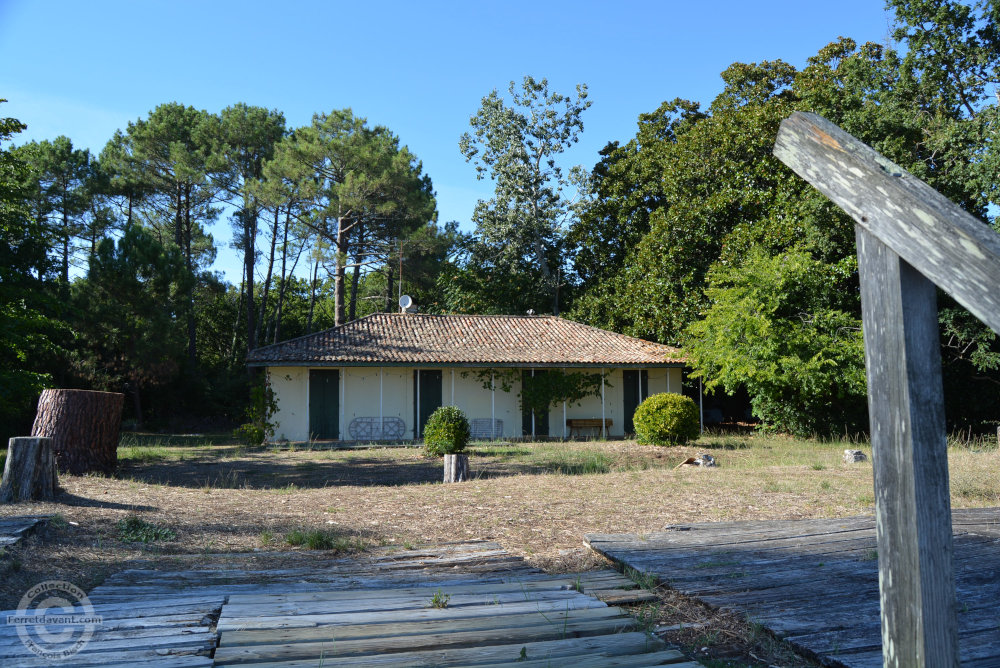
(469, 442, 658, 476)
(117, 445, 176, 464)
(428, 588, 451, 608)
(285, 529, 365, 551)
(116, 516, 176, 543)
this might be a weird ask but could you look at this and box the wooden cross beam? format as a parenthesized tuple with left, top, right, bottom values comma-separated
(773, 111, 1000, 667)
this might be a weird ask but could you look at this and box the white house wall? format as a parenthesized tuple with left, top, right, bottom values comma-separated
(266, 365, 683, 443)
(268, 366, 309, 442)
(444, 370, 520, 439)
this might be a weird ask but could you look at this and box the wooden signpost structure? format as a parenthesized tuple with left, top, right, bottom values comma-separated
(773, 111, 1000, 667)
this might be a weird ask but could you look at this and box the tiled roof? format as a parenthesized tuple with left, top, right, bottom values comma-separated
(247, 313, 684, 367)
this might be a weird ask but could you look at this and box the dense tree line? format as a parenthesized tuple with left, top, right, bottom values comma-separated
(566, 0, 1000, 434)
(0, 102, 448, 437)
(3, 0, 998, 438)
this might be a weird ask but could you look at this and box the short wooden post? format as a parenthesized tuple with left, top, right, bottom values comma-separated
(857, 227, 958, 667)
(443, 454, 469, 483)
(0, 437, 59, 503)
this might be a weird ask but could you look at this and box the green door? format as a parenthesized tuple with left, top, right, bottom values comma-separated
(521, 370, 550, 437)
(623, 370, 649, 434)
(309, 369, 340, 440)
(413, 370, 442, 438)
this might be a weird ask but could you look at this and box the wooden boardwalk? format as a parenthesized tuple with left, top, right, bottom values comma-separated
(585, 507, 1000, 667)
(0, 516, 48, 548)
(1, 541, 700, 666)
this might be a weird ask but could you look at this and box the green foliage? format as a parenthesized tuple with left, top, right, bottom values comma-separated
(0, 103, 61, 436)
(428, 589, 451, 609)
(458, 75, 591, 314)
(285, 529, 363, 551)
(423, 406, 470, 456)
(520, 369, 605, 419)
(463, 368, 606, 420)
(234, 376, 279, 445)
(685, 250, 867, 436)
(116, 516, 176, 543)
(633, 393, 700, 446)
(70, 225, 192, 423)
(265, 109, 436, 325)
(570, 19, 1000, 433)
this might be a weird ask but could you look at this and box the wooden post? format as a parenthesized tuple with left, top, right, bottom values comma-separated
(857, 227, 958, 667)
(0, 437, 58, 503)
(774, 111, 968, 667)
(31, 389, 124, 475)
(443, 454, 469, 483)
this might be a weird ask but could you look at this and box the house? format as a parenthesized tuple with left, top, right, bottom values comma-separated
(246, 312, 685, 442)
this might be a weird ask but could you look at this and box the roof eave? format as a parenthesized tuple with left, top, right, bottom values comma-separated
(247, 360, 687, 368)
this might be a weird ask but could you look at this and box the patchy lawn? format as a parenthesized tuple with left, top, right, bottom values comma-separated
(0, 433, 996, 665)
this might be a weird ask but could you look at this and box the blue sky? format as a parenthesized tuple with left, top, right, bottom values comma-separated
(0, 0, 895, 282)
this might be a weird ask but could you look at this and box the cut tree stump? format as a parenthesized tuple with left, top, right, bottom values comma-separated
(0, 437, 58, 502)
(31, 389, 125, 475)
(443, 454, 469, 483)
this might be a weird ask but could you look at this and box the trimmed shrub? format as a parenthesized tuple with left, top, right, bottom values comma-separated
(633, 393, 700, 446)
(424, 406, 471, 456)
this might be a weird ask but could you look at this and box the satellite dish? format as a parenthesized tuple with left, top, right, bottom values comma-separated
(399, 295, 413, 309)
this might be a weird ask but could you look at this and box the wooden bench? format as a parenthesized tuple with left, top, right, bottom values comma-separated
(566, 418, 612, 439)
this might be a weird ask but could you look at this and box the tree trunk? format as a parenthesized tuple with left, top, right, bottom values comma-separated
(31, 389, 125, 475)
(244, 206, 258, 355)
(256, 206, 278, 346)
(0, 438, 58, 503)
(274, 208, 292, 344)
(307, 258, 318, 334)
(443, 454, 469, 483)
(184, 184, 197, 364)
(349, 258, 361, 322)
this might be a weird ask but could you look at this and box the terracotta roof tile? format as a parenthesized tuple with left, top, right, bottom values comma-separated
(246, 314, 684, 367)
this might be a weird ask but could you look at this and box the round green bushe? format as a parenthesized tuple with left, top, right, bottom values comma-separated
(633, 393, 700, 446)
(423, 406, 471, 456)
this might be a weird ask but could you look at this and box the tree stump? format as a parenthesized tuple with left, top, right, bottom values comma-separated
(443, 454, 469, 483)
(0, 438, 58, 502)
(31, 389, 125, 475)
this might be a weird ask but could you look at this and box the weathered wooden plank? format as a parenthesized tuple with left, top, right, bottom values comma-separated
(5, 645, 213, 667)
(774, 110, 1000, 335)
(213, 631, 665, 667)
(221, 588, 591, 618)
(0, 599, 223, 621)
(217, 596, 609, 631)
(0, 630, 216, 658)
(472, 649, 693, 668)
(587, 588, 659, 604)
(855, 225, 959, 668)
(219, 606, 629, 647)
(213, 614, 638, 663)
(224, 575, 635, 606)
(0, 624, 215, 657)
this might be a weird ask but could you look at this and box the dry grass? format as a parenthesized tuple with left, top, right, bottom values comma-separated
(0, 432, 996, 632)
